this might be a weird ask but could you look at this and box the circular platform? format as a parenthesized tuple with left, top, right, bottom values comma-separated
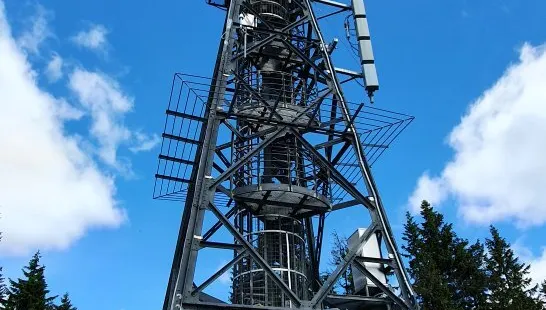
(235, 104, 319, 128)
(233, 183, 331, 217)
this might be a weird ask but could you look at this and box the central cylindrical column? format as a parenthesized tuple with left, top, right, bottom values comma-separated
(231, 0, 330, 307)
(232, 212, 308, 307)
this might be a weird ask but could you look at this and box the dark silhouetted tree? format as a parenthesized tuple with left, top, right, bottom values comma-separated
(0, 233, 6, 308)
(539, 280, 546, 307)
(326, 231, 354, 295)
(56, 293, 76, 310)
(4, 251, 56, 310)
(485, 226, 541, 310)
(402, 200, 488, 310)
(0, 266, 5, 308)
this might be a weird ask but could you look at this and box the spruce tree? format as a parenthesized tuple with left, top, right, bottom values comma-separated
(485, 226, 541, 310)
(402, 200, 488, 310)
(403, 201, 454, 309)
(539, 281, 546, 306)
(4, 251, 56, 310)
(0, 233, 6, 307)
(56, 293, 76, 310)
(449, 238, 488, 309)
(0, 265, 5, 308)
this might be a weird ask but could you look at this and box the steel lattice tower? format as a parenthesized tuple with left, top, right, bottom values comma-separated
(154, 0, 419, 309)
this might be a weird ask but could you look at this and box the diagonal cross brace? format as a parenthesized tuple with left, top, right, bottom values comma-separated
(353, 260, 411, 309)
(192, 249, 248, 296)
(209, 92, 331, 192)
(232, 18, 309, 61)
(309, 223, 379, 307)
(207, 202, 302, 307)
(289, 128, 375, 211)
(230, 72, 284, 121)
(202, 201, 236, 241)
(208, 126, 288, 190)
(280, 39, 331, 82)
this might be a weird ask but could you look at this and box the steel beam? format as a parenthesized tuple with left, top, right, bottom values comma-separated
(158, 154, 196, 166)
(192, 250, 247, 295)
(332, 199, 359, 211)
(314, 137, 347, 150)
(164, 1, 242, 309)
(166, 109, 207, 122)
(162, 133, 201, 145)
(208, 127, 288, 190)
(309, 223, 378, 307)
(353, 260, 410, 309)
(200, 241, 243, 250)
(155, 174, 191, 184)
(207, 202, 302, 306)
(291, 129, 376, 211)
(202, 203, 236, 241)
(312, 0, 351, 9)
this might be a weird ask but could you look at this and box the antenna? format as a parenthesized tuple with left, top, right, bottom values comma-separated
(351, 0, 379, 101)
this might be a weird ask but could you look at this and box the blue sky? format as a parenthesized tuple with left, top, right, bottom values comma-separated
(1, 0, 546, 309)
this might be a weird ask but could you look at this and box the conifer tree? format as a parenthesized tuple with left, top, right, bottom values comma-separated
(402, 200, 488, 310)
(539, 281, 546, 306)
(0, 233, 6, 307)
(485, 226, 541, 310)
(0, 266, 5, 307)
(56, 293, 76, 310)
(403, 201, 454, 309)
(4, 251, 56, 310)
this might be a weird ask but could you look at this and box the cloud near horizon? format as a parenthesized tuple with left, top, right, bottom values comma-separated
(408, 43, 546, 228)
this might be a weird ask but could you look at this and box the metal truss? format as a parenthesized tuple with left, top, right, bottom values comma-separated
(155, 0, 419, 309)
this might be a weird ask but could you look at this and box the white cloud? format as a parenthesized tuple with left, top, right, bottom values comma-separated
(71, 24, 108, 52)
(0, 1, 124, 256)
(53, 98, 84, 121)
(16, 4, 52, 55)
(529, 249, 546, 287)
(407, 173, 447, 213)
(408, 43, 546, 227)
(45, 53, 63, 82)
(129, 132, 161, 153)
(68, 68, 133, 170)
(513, 241, 546, 287)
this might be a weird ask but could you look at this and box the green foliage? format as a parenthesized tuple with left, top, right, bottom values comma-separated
(0, 266, 5, 308)
(4, 251, 57, 310)
(323, 231, 355, 295)
(485, 226, 541, 310)
(402, 200, 488, 310)
(403, 200, 546, 310)
(56, 293, 77, 310)
(539, 281, 546, 306)
(0, 233, 6, 307)
(329, 231, 354, 295)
